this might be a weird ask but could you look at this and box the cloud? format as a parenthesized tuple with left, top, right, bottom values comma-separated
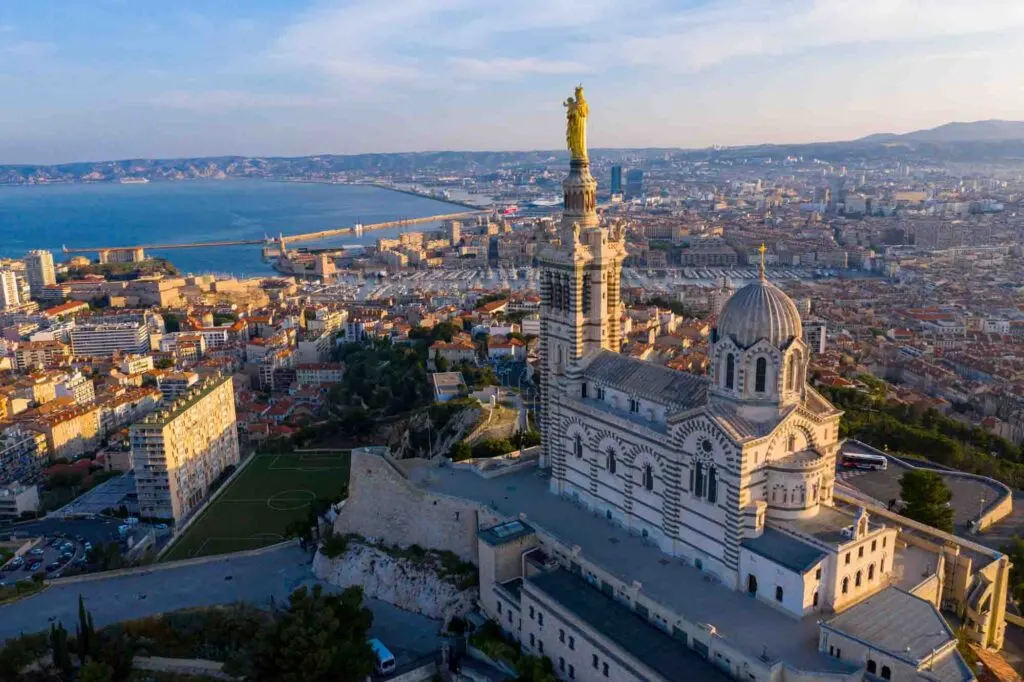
(264, 0, 619, 86)
(150, 90, 339, 111)
(448, 57, 591, 81)
(610, 0, 1024, 72)
(265, 0, 1024, 89)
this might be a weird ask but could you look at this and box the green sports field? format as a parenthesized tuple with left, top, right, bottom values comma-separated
(162, 450, 350, 561)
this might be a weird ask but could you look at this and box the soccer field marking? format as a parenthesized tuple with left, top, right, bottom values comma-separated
(266, 489, 317, 511)
(193, 532, 285, 557)
(267, 454, 346, 472)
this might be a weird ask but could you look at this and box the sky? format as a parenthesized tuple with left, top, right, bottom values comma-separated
(2, 0, 1023, 164)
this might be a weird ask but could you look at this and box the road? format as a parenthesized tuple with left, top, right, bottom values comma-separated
(0, 544, 442, 667)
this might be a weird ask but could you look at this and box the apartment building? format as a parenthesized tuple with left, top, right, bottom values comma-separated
(131, 374, 239, 523)
(0, 424, 49, 485)
(24, 249, 56, 298)
(14, 340, 70, 370)
(156, 371, 199, 401)
(22, 403, 101, 460)
(71, 320, 150, 357)
(55, 371, 96, 405)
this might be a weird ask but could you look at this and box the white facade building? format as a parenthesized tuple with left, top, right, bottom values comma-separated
(0, 269, 21, 310)
(71, 321, 150, 357)
(24, 250, 56, 297)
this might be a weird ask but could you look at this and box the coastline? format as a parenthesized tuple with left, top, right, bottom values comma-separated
(275, 177, 485, 211)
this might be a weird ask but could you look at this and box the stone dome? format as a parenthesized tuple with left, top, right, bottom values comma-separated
(715, 278, 802, 349)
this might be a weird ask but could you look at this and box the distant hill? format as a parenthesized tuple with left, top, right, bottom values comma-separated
(855, 120, 1024, 144)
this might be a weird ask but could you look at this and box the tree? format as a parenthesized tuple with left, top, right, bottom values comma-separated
(250, 585, 374, 682)
(434, 355, 449, 372)
(50, 623, 73, 680)
(449, 441, 472, 462)
(78, 661, 114, 682)
(0, 633, 49, 680)
(1002, 537, 1024, 604)
(899, 470, 954, 533)
(163, 315, 181, 333)
(76, 594, 99, 665)
(340, 406, 375, 441)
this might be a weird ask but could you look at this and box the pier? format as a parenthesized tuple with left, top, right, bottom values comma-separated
(61, 210, 487, 259)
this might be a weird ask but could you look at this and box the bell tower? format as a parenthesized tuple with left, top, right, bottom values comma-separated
(538, 86, 626, 472)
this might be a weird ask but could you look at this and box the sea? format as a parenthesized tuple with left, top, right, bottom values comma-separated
(0, 180, 463, 277)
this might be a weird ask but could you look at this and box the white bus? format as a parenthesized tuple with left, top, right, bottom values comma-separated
(840, 452, 888, 471)
(369, 638, 396, 675)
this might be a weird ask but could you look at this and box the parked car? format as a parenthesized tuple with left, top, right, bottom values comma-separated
(28, 562, 42, 572)
(28, 548, 44, 556)
(10, 557, 24, 568)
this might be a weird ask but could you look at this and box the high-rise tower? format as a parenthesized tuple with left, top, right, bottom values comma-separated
(537, 86, 627, 468)
(24, 250, 56, 298)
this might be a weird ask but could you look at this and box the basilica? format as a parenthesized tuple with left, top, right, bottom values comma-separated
(336, 89, 1010, 682)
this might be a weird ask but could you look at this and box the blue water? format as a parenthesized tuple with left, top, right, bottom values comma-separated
(0, 180, 462, 276)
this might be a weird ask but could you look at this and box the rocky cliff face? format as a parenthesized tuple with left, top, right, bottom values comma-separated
(313, 541, 477, 622)
(387, 405, 481, 459)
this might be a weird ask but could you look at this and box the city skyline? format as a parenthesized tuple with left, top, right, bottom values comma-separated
(3, 0, 1024, 164)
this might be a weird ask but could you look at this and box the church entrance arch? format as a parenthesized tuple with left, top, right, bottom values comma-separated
(747, 574, 758, 596)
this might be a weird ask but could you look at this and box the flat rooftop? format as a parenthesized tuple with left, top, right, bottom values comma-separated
(528, 569, 733, 682)
(414, 465, 853, 673)
(133, 374, 229, 428)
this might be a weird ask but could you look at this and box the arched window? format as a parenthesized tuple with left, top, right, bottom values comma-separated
(775, 586, 783, 602)
(868, 564, 875, 581)
(694, 462, 704, 497)
(643, 464, 654, 491)
(880, 558, 885, 573)
(574, 435, 583, 458)
(787, 355, 798, 391)
(812, 591, 819, 607)
(841, 577, 849, 594)
(881, 666, 891, 680)
(725, 353, 735, 390)
(855, 570, 862, 587)
(707, 466, 717, 504)
(755, 357, 767, 393)
(606, 449, 617, 475)
(788, 434, 797, 452)
(867, 660, 876, 675)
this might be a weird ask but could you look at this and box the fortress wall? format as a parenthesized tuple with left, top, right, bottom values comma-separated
(334, 449, 489, 562)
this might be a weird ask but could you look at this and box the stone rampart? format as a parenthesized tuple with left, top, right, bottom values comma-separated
(333, 449, 484, 561)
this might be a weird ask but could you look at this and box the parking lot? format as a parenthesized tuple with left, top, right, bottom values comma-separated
(837, 454, 1008, 536)
(1, 535, 89, 584)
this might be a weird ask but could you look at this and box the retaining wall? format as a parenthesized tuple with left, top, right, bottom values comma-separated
(334, 450, 484, 561)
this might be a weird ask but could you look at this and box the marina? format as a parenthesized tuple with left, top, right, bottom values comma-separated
(303, 265, 874, 303)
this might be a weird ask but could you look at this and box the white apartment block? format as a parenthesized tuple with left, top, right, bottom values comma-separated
(71, 321, 150, 357)
(55, 371, 96, 405)
(131, 374, 239, 523)
(24, 250, 56, 297)
(0, 269, 21, 310)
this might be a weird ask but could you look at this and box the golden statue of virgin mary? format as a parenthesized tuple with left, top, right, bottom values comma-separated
(564, 85, 588, 161)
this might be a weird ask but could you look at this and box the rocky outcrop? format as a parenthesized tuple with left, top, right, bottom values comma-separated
(313, 541, 477, 621)
(387, 405, 481, 459)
